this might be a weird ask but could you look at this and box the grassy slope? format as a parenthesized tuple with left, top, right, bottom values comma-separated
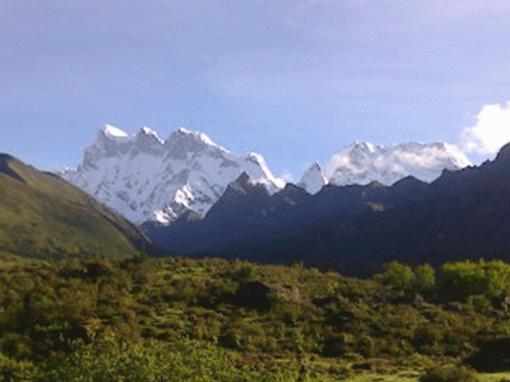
(343, 371, 510, 382)
(0, 154, 149, 260)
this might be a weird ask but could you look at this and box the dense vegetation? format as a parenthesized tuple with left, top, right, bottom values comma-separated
(1, 256, 510, 381)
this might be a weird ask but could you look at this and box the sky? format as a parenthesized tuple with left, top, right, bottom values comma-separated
(2, 0, 510, 182)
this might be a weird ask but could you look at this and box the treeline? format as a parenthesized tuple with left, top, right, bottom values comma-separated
(383, 259, 510, 304)
(1, 256, 510, 381)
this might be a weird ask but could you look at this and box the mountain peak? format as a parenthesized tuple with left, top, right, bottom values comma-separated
(138, 126, 163, 141)
(0, 153, 15, 163)
(101, 124, 130, 140)
(0, 153, 24, 182)
(349, 141, 378, 153)
(495, 142, 510, 164)
(236, 171, 251, 184)
(367, 180, 386, 188)
(298, 161, 327, 194)
(303, 161, 323, 173)
(391, 175, 425, 187)
(62, 125, 283, 225)
(325, 141, 471, 186)
(172, 127, 218, 147)
(228, 172, 253, 194)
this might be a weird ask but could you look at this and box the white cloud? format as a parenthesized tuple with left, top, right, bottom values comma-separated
(461, 101, 510, 154)
(279, 169, 294, 183)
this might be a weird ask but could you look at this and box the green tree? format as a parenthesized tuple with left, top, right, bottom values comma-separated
(414, 263, 436, 292)
(439, 259, 510, 301)
(383, 261, 414, 290)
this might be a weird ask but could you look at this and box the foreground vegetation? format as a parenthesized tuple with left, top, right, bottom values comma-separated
(1, 256, 510, 381)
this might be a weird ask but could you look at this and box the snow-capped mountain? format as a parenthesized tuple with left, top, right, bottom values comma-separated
(298, 161, 327, 195)
(61, 125, 285, 225)
(299, 141, 471, 194)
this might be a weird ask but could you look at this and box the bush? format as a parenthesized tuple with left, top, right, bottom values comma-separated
(439, 259, 510, 302)
(38, 336, 308, 382)
(0, 353, 39, 382)
(383, 261, 414, 290)
(233, 263, 258, 280)
(414, 263, 436, 292)
(420, 366, 479, 382)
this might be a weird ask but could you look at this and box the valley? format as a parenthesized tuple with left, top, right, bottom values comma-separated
(2, 127, 510, 381)
(4, 1, 510, 380)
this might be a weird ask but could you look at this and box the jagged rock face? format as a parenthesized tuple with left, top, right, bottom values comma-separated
(299, 141, 471, 194)
(61, 125, 284, 225)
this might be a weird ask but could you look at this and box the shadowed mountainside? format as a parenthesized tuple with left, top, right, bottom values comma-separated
(144, 143, 510, 275)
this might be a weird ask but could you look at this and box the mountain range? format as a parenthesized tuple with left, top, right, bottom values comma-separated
(301, 141, 471, 192)
(61, 125, 284, 225)
(5, 123, 505, 273)
(62, 125, 471, 226)
(143, 142, 510, 275)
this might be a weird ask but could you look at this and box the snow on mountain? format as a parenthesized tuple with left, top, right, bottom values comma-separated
(103, 124, 130, 139)
(298, 162, 327, 194)
(299, 141, 471, 193)
(61, 125, 285, 225)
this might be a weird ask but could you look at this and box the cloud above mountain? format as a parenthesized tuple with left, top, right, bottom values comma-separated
(462, 101, 510, 155)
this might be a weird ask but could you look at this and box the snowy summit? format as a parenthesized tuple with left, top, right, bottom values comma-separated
(61, 125, 284, 225)
(299, 141, 471, 194)
(298, 161, 327, 195)
(62, 125, 473, 224)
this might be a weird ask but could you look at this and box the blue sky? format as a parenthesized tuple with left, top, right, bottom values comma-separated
(2, 0, 510, 181)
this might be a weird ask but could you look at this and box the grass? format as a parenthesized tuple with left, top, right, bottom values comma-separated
(477, 373, 510, 382)
(341, 370, 510, 382)
(344, 371, 420, 382)
(0, 155, 149, 261)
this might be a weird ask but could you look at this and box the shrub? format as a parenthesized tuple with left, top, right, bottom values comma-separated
(318, 334, 355, 357)
(420, 366, 479, 382)
(0, 353, 39, 382)
(466, 294, 491, 313)
(414, 263, 436, 292)
(439, 259, 510, 302)
(383, 261, 414, 290)
(233, 263, 258, 280)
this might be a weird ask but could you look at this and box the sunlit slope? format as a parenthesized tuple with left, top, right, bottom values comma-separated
(0, 154, 150, 260)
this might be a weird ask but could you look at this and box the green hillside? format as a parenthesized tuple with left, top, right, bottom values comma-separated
(0, 154, 150, 260)
(1, 257, 510, 381)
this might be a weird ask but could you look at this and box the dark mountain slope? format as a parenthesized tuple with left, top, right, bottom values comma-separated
(143, 172, 428, 262)
(0, 154, 151, 260)
(144, 143, 510, 275)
